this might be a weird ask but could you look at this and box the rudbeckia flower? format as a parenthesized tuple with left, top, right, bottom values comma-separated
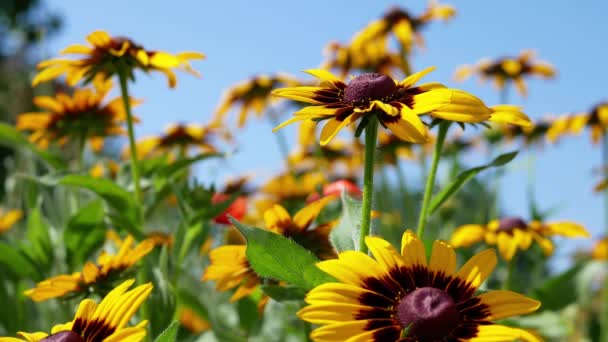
(351, 1, 456, 54)
(0, 209, 23, 234)
(488, 119, 552, 147)
(272, 67, 530, 145)
(451, 217, 590, 261)
(454, 50, 556, 97)
(323, 39, 405, 78)
(591, 237, 607, 260)
(212, 74, 300, 128)
(90, 160, 120, 179)
(202, 245, 260, 302)
(264, 196, 338, 260)
(0, 279, 152, 342)
(32, 30, 204, 88)
(546, 103, 608, 144)
(262, 170, 327, 202)
(17, 77, 137, 151)
(299, 230, 541, 341)
(24, 235, 154, 301)
(129, 123, 228, 159)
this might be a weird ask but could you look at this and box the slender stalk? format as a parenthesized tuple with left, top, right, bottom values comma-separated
(267, 108, 293, 173)
(395, 161, 414, 225)
(416, 121, 450, 239)
(117, 69, 143, 202)
(503, 257, 515, 291)
(359, 116, 379, 254)
(601, 134, 608, 342)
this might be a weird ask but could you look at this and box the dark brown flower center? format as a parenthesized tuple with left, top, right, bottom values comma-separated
(343, 73, 397, 106)
(41, 331, 84, 342)
(497, 217, 527, 233)
(396, 287, 459, 340)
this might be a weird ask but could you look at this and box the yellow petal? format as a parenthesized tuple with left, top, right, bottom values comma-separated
(428, 240, 457, 277)
(399, 66, 437, 89)
(400, 230, 427, 267)
(454, 249, 496, 289)
(488, 105, 532, 127)
(450, 224, 486, 247)
(477, 290, 541, 320)
(467, 324, 542, 342)
(543, 221, 590, 237)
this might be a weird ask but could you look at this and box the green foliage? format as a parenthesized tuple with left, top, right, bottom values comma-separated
(64, 200, 106, 270)
(429, 151, 518, 214)
(0, 123, 65, 169)
(0, 241, 40, 280)
(329, 191, 361, 252)
(231, 218, 335, 291)
(153, 321, 180, 342)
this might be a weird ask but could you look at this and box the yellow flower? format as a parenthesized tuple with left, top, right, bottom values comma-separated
(33, 30, 204, 88)
(322, 39, 405, 78)
(546, 103, 608, 144)
(490, 119, 552, 147)
(289, 137, 360, 176)
(180, 308, 211, 334)
(202, 245, 260, 302)
(129, 123, 229, 159)
(0, 209, 23, 234)
(17, 77, 137, 151)
(264, 196, 338, 260)
(272, 67, 530, 145)
(351, 1, 456, 54)
(451, 217, 590, 261)
(299, 230, 541, 341)
(592, 237, 608, 260)
(1, 279, 152, 342)
(454, 50, 556, 97)
(24, 235, 154, 301)
(90, 160, 120, 179)
(261, 170, 326, 202)
(212, 74, 300, 128)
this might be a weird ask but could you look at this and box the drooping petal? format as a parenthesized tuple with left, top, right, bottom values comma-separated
(319, 112, 362, 146)
(488, 105, 532, 127)
(450, 224, 486, 247)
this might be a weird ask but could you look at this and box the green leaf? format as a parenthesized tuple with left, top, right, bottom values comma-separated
(330, 191, 361, 252)
(533, 262, 583, 311)
(237, 296, 262, 336)
(153, 321, 179, 342)
(231, 218, 335, 290)
(148, 268, 177, 338)
(58, 175, 141, 237)
(0, 123, 66, 169)
(261, 284, 307, 301)
(23, 207, 53, 269)
(158, 153, 220, 179)
(0, 242, 40, 280)
(64, 200, 106, 270)
(429, 151, 518, 214)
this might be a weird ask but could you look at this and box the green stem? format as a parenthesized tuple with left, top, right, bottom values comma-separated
(395, 161, 414, 226)
(601, 134, 608, 342)
(503, 257, 515, 291)
(117, 69, 143, 203)
(359, 116, 379, 254)
(416, 121, 450, 239)
(268, 109, 293, 173)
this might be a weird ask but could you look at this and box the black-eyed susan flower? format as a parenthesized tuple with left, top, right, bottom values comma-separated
(1, 279, 152, 342)
(451, 217, 590, 261)
(17, 77, 137, 151)
(202, 245, 260, 302)
(454, 50, 556, 97)
(289, 138, 360, 177)
(299, 230, 541, 341)
(32, 30, 204, 88)
(212, 74, 300, 128)
(487, 119, 552, 147)
(546, 103, 608, 144)
(90, 160, 120, 179)
(592, 237, 607, 260)
(0, 208, 22, 234)
(24, 235, 154, 301)
(131, 123, 228, 159)
(264, 196, 338, 260)
(272, 67, 531, 145)
(351, 1, 456, 54)
(323, 39, 405, 78)
(261, 170, 326, 203)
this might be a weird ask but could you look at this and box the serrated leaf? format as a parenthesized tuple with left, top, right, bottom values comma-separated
(231, 218, 335, 290)
(0, 123, 66, 169)
(330, 191, 361, 252)
(429, 151, 518, 214)
(153, 321, 179, 342)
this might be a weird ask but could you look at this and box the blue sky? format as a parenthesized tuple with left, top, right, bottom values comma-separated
(41, 1, 608, 260)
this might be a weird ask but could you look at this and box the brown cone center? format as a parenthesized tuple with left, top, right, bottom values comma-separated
(41, 331, 84, 342)
(343, 73, 397, 105)
(497, 217, 527, 233)
(396, 287, 459, 340)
